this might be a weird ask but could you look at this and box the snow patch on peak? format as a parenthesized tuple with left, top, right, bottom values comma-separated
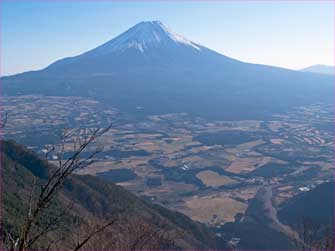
(86, 21, 202, 56)
(156, 22, 201, 51)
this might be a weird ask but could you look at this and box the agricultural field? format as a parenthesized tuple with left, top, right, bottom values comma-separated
(3, 95, 333, 226)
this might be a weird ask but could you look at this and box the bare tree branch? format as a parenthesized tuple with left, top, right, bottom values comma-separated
(27, 180, 36, 221)
(12, 124, 112, 251)
(26, 201, 74, 249)
(293, 217, 334, 251)
(73, 220, 116, 251)
(4, 229, 19, 251)
(0, 112, 8, 128)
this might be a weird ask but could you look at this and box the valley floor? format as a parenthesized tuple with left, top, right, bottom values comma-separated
(2, 95, 334, 248)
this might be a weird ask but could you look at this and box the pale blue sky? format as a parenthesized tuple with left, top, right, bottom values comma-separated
(1, 1, 334, 76)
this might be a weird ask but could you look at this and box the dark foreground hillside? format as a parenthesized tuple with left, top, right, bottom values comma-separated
(1, 140, 225, 250)
(278, 182, 334, 227)
(277, 182, 334, 250)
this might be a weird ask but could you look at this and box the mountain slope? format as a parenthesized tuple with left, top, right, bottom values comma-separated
(220, 186, 293, 250)
(278, 182, 334, 227)
(301, 65, 334, 75)
(2, 140, 225, 249)
(2, 21, 333, 120)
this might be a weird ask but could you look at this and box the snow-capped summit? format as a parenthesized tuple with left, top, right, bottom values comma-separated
(85, 20, 201, 56)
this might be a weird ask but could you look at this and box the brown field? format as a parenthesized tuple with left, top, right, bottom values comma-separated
(277, 185, 294, 191)
(142, 181, 198, 197)
(78, 157, 150, 175)
(268, 121, 283, 132)
(274, 190, 295, 206)
(238, 139, 266, 149)
(225, 156, 272, 174)
(182, 196, 247, 224)
(180, 155, 215, 168)
(229, 186, 260, 200)
(270, 138, 285, 144)
(196, 171, 238, 187)
(134, 141, 160, 152)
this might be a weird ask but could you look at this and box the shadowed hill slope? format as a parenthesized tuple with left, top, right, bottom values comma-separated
(278, 182, 334, 227)
(2, 140, 225, 250)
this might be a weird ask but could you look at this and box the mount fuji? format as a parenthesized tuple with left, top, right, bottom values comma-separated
(43, 21, 238, 75)
(2, 21, 333, 120)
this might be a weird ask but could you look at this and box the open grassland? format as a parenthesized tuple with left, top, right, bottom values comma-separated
(182, 196, 247, 224)
(196, 171, 238, 187)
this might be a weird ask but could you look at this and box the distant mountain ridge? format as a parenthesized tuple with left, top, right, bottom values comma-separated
(301, 64, 334, 75)
(2, 21, 333, 120)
